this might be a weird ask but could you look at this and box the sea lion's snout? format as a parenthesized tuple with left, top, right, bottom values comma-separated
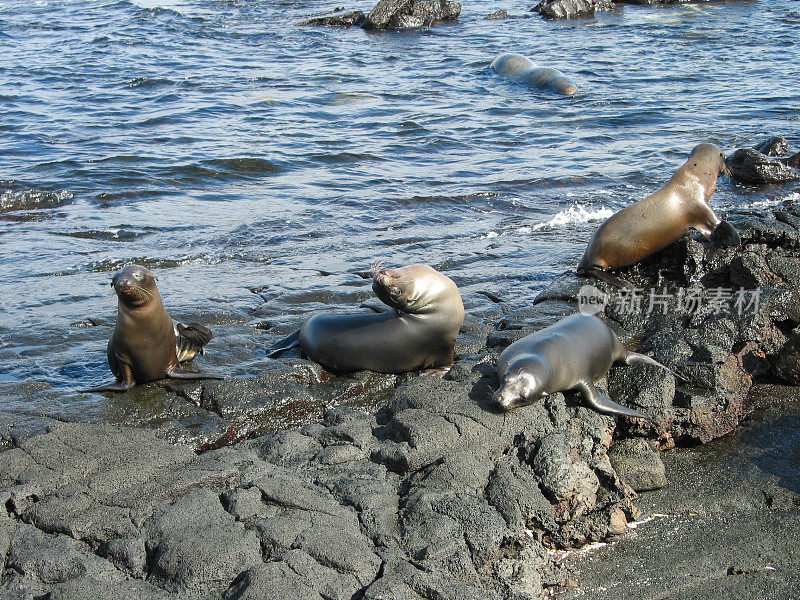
(492, 387, 517, 412)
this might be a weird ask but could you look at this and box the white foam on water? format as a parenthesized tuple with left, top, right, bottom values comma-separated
(532, 203, 614, 231)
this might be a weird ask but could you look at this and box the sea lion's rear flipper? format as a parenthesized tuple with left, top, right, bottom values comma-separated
(577, 266, 634, 290)
(575, 380, 649, 420)
(166, 368, 224, 381)
(266, 330, 301, 358)
(711, 220, 741, 247)
(176, 321, 213, 347)
(624, 351, 684, 380)
(81, 381, 134, 393)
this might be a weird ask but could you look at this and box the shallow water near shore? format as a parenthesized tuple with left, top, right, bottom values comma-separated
(1, 0, 799, 435)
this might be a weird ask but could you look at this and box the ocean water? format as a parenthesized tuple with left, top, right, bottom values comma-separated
(1, 0, 799, 432)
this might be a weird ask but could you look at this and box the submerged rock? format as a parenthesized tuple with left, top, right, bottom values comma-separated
(298, 10, 366, 27)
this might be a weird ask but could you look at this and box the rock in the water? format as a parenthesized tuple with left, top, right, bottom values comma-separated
(365, 0, 461, 29)
(726, 137, 800, 185)
(298, 10, 366, 27)
(485, 9, 509, 19)
(534, 0, 615, 19)
(608, 438, 667, 491)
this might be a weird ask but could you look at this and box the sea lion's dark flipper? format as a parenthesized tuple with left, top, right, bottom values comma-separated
(166, 368, 224, 381)
(575, 380, 649, 420)
(81, 381, 134, 393)
(577, 266, 634, 290)
(711, 220, 741, 247)
(266, 330, 301, 358)
(176, 321, 213, 347)
(624, 351, 684, 380)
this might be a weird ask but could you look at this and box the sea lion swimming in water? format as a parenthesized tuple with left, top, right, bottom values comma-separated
(83, 265, 222, 392)
(494, 313, 675, 418)
(578, 143, 740, 287)
(491, 53, 578, 96)
(268, 263, 464, 374)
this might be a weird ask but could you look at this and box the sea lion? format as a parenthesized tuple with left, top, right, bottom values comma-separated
(578, 143, 740, 287)
(494, 313, 674, 418)
(267, 263, 464, 374)
(83, 265, 222, 392)
(491, 53, 578, 96)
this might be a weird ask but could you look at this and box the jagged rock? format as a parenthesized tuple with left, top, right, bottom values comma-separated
(364, 0, 461, 30)
(299, 10, 366, 27)
(534, 0, 615, 19)
(485, 9, 509, 19)
(608, 438, 667, 491)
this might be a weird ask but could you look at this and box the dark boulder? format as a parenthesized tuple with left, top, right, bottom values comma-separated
(533, 0, 615, 19)
(726, 137, 800, 184)
(364, 0, 461, 30)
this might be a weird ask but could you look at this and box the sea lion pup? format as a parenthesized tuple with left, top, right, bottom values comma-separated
(267, 263, 464, 374)
(494, 313, 675, 418)
(577, 143, 740, 288)
(491, 53, 578, 96)
(83, 265, 222, 392)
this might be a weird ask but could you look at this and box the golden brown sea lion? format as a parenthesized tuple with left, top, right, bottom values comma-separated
(578, 143, 740, 287)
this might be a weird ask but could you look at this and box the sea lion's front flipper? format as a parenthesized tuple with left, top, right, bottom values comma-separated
(624, 351, 684, 380)
(577, 266, 634, 290)
(166, 368, 224, 381)
(81, 381, 134, 393)
(711, 220, 741, 247)
(575, 380, 649, 420)
(266, 330, 301, 358)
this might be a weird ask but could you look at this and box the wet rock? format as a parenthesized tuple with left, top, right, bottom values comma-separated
(485, 9, 509, 19)
(364, 0, 461, 30)
(772, 325, 800, 385)
(726, 147, 800, 185)
(753, 136, 791, 156)
(534, 0, 615, 19)
(608, 438, 667, 491)
(299, 10, 366, 27)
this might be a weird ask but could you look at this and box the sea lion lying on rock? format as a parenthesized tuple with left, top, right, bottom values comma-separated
(268, 263, 464, 374)
(494, 313, 675, 418)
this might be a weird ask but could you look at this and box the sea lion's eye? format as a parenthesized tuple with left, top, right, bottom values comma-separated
(389, 286, 401, 297)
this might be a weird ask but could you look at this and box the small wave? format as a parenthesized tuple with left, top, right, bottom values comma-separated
(532, 204, 614, 231)
(0, 189, 73, 212)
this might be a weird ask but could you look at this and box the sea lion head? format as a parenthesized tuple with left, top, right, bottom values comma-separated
(111, 265, 159, 308)
(371, 263, 462, 316)
(688, 143, 729, 177)
(493, 357, 545, 412)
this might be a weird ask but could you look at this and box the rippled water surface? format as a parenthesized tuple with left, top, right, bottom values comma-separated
(1, 0, 799, 432)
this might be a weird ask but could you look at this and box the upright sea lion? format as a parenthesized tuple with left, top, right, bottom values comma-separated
(268, 263, 464, 374)
(578, 143, 740, 287)
(491, 53, 578, 96)
(494, 313, 674, 418)
(83, 265, 222, 392)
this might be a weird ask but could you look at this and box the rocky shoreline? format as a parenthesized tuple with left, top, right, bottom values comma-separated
(3, 193, 800, 598)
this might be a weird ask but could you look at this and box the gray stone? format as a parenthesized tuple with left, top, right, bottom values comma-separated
(608, 438, 667, 491)
(299, 10, 366, 27)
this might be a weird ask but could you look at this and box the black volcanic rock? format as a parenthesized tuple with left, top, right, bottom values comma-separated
(298, 10, 366, 27)
(364, 0, 461, 29)
(726, 137, 800, 184)
(534, 0, 615, 19)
